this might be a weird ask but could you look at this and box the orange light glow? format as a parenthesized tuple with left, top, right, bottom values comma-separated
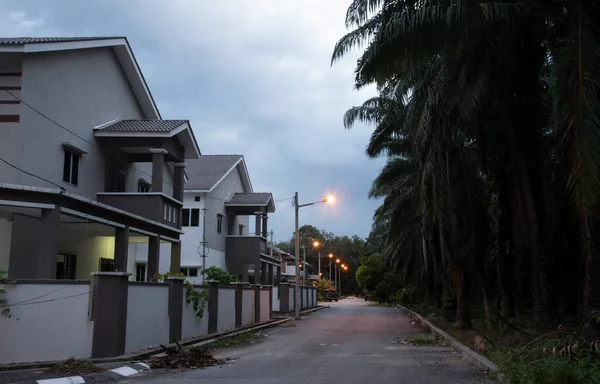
(313, 241, 320, 248)
(336, 258, 340, 263)
(328, 253, 333, 258)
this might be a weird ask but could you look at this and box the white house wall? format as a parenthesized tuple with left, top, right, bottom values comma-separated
(13, 47, 146, 196)
(131, 238, 172, 280)
(0, 282, 93, 364)
(0, 53, 23, 183)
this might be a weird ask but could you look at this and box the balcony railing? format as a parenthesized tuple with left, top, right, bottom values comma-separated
(97, 192, 182, 228)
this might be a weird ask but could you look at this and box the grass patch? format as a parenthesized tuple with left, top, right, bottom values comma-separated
(46, 359, 105, 375)
(279, 321, 297, 328)
(402, 334, 447, 346)
(207, 331, 262, 349)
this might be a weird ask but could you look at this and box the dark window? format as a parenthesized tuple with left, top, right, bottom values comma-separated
(138, 180, 151, 193)
(105, 168, 126, 192)
(217, 215, 223, 234)
(99, 257, 114, 272)
(63, 150, 80, 185)
(190, 209, 200, 227)
(194, 196, 200, 202)
(182, 209, 190, 226)
(136, 264, 147, 282)
(56, 254, 77, 279)
(180, 267, 199, 277)
(238, 224, 244, 236)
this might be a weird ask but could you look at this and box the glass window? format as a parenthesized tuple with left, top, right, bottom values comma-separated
(190, 209, 200, 227)
(63, 150, 80, 185)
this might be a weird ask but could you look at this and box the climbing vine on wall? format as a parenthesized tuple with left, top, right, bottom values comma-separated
(0, 269, 13, 319)
(153, 271, 209, 319)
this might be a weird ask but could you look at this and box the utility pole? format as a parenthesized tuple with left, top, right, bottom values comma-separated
(294, 192, 301, 320)
(199, 208, 208, 283)
(318, 251, 321, 280)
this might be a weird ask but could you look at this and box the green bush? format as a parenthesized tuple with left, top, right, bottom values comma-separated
(202, 266, 238, 285)
(493, 353, 600, 384)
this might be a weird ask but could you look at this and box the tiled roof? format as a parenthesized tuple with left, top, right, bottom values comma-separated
(98, 119, 187, 133)
(227, 193, 273, 206)
(0, 37, 125, 45)
(184, 155, 243, 190)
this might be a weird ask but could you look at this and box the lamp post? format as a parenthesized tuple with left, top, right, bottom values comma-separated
(328, 253, 333, 281)
(294, 192, 334, 320)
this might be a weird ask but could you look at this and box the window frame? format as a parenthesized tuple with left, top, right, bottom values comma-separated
(217, 214, 223, 234)
(62, 149, 80, 186)
(138, 179, 151, 193)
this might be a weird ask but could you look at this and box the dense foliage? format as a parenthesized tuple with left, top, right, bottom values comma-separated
(333, 0, 600, 337)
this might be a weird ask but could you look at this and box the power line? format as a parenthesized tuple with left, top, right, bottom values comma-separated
(1, 86, 174, 187)
(0, 285, 70, 308)
(1, 290, 92, 308)
(0, 156, 66, 191)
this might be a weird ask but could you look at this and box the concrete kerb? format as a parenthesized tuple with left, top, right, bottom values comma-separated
(396, 304, 498, 373)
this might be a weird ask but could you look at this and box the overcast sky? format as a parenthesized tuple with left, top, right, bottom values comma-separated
(0, 0, 385, 242)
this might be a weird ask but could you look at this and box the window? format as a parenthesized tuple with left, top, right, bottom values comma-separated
(99, 257, 114, 272)
(217, 215, 223, 234)
(194, 196, 200, 202)
(136, 264, 147, 282)
(180, 267, 198, 277)
(63, 150, 79, 185)
(105, 168, 126, 192)
(190, 209, 200, 227)
(182, 209, 190, 226)
(138, 179, 151, 193)
(238, 224, 244, 236)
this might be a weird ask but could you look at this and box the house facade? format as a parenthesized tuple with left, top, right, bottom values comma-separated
(0, 37, 200, 281)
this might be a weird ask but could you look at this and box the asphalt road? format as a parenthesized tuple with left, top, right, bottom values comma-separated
(131, 299, 494, 384)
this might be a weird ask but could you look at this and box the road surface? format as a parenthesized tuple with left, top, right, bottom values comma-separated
(132, 299, 493, 383)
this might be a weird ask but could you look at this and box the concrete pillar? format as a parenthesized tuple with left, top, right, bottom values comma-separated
(150, 148, 167, 193)
(91, 272, 130, 358)
(301, 286, 304, 310)
(279, 282, 290, 312)
(170, 241, 181, 274)
(261, 215, 268, 238)
(254, 285, 261, 323)
(232, 282, 243, 328)
(207, 280, 219, 334)
(260, 261, 267, 285)
(166, 277, 184, 343)
(276, 265, 281, 285)
(114, 226, 129, 272)
(36, 206, 61, 279)
(255, 214, 261, 236)
(147, 236, 160, 281)
(173, 163, 186, 203)
(268, 286, 273, 319)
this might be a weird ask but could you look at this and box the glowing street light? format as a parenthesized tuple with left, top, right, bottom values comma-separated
(293, 192, 335, 320)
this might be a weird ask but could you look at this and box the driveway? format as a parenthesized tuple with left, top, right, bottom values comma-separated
(132, 299, 493, 384)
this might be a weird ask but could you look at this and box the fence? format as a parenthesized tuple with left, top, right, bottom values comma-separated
(0, 275, 319, 364)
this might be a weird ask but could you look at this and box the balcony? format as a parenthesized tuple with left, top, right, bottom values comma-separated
(226, 236, 268, 261)
(97, 192, 182, 228)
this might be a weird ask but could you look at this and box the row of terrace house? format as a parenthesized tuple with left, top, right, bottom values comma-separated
(0, 37, 277, 284)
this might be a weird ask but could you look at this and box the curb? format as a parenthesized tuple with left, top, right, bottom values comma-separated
(397, 305, 498, 372)
(23, 362, 151, 384)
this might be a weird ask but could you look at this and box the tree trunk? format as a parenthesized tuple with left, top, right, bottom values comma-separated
(453, 261, 471, 329)
(482, 285, 493, 330)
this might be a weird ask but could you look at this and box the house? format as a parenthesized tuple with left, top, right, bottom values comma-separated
(0, 37, 200, 280)
(165, 155, 278, 284)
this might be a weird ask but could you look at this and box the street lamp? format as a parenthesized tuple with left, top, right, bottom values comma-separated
(328, 253, 333, 280)
(294, 192, 334, 320)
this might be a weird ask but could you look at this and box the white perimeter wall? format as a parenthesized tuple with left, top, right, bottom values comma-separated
(125, 284, 169, 353)
(288, 286, 295, 311)
(217, 288, 236, 333)
(0, 283, 93, 363)
(272, 286, 280, 312)
(241, 289, 254, 326)
(260, 289, 270, 322)
(181, 287, 209, 340)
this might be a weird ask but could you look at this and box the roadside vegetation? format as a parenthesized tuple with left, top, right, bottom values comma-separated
(333, 0, 600, 382)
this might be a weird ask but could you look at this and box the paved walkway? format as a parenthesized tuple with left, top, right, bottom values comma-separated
(130, 299, 493, 383)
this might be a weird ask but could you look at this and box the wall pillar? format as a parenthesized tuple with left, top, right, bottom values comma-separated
(147, 236, 160, 280)
(170, 241, 181, 274)
(207, 280, 219, 334)
(254, 285, 261, 323)
(261, 215, 268, 238)
(279, 282, 290, 312)
(254, 214, 261, 236)
(91, 272, 130, 358)
(114, 226, 129, 272)
(36, 206, 61, 279)
(150, 148, 167, 193)
(260, 261, 267, 285)
(173, 163, 186, 203)
(166, 277, 184, 343)
(232, 282, 243, 328)
(276, 265, 281, 285)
